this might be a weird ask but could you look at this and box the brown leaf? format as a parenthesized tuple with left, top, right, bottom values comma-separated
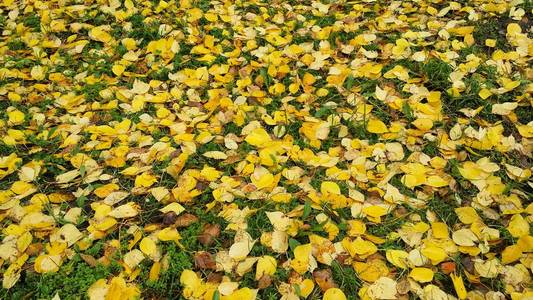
(98, 256, 112, 266)
(461, 256, 474, 274)
(194, 251, 216, 270)
(104, 242, 118, 258)
(26, 243, 43, 256)
(162, 212, 178, 225)
(198, 224, 220, 246)
(440, 262, 456, 274)
(287, 271, 302, 285)
(175, 213, 198, 227)
(80, 254, 98, 267)
(257, 275, 272, 289)
(335, 253, 350, 265)
(207, 272, 223, 284)
(188, 101, 205, 109)
(195, 181, 208, 191)
(396, 278, 410, 295)
(223, 155, 242, 165)
(312, 269, 337, 292)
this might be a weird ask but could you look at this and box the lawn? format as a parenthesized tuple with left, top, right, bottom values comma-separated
(0, 0, 532, 299)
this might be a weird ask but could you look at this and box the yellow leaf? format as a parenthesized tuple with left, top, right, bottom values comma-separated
(291, 244, 313, 274)
(108, 202, 139, 218)
(492, 102, 517, 115)
(385, 249, 409, 269)
(321, 181, 340, 195)
(30, 65, 46, 80)
(2, 254, 28, 289)
(367, 277, 397, 299)
(421, 246, 447, 265)
(450, 273, 467, 299)
(504, 164, 531, 182)
(250, 166, 275, 190)
(323, 288, 347, 300)
(452, 228, 478, 246)
(87, 279, 108, 300)
(159, 202, 185, 215)
(353, 260, 389, 282)
(367, 119, 388, 134)
(474, 259, 500, 278)
(89, 26, 112, 43)
(431, 222, 449, 239)
(34, 254, 62, 273)
(139, 237, 157, 259)
(299, 279, 315, 298)
(412, 118, 433, 131)
(149, 262, 161, 281)
(507, 23, 522, 35)
(131, 79, 151, 94)
(409, 267, 434, 283)
(508, 214, 529, 238)
(485, 39, 496, 47)
(229, 240, 255, 261)
(455, 207, 479, 224)
(202, 151, 228, 160)
(94, 183, 120, 198)
(501, 244, 522, 264)
(255, 256, 277, 280)
(135, 172, 157, 188)
(123, 249, 145, 270)
(362, 205, 388, 219)
(106, 277, 139, 300)
(7, 110, 25, 125)
(157, 228, 181, 243)
(478, 88, 492, 99)
(112, 64, 126, 76)
(426, 175, 448, 187)
(245, 128, 272, 148)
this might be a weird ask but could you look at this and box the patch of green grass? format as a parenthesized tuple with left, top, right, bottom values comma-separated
(422, 58, 452, 92)
(422, 140, 440, 157)
(427, 196, 459, 226)
(79, 82, 107, 102)
(389, 175, 416, 198)
(367, 213, 407, 238)
(127, 13, 161, 47)
(7, 39, 27, 51)
(473, 18, 511, 51)
(2, 255, 120, 300)
(515, 105, 533, 124)
(142, 243, 193, 298)
(331, 261, 361, 300)
(247, 209, 274, 240)
(23, 15, 41, 31)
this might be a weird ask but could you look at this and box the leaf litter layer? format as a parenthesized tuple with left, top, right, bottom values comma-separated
(0, 0, 532, 299)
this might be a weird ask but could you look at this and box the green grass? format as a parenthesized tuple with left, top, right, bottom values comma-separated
(2, 255, 121, 300)
(142, 243, 193, 298)
(427, 196, 459, 226)
(331, 261, 361, 300)
(473, 18, 512, 51)
(422, 58, 452, 92)
(366, 213, 407, 238)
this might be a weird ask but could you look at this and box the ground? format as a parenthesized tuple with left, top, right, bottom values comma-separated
(0, 0, 532, 300)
